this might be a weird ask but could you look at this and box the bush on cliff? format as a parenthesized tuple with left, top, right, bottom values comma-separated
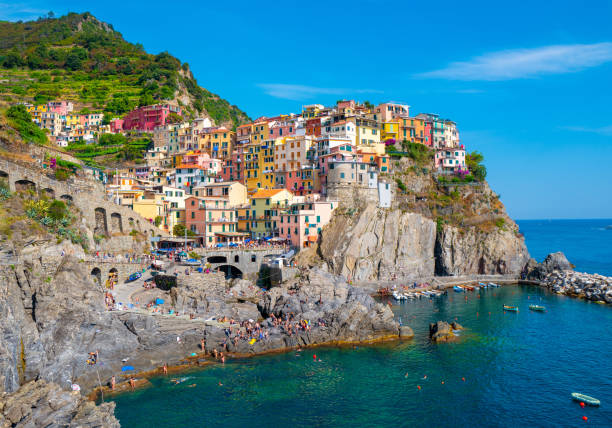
(5, 105, 48, 145)
(466, 151, 487, 181)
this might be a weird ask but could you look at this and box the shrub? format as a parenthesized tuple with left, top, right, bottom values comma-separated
(48, 200, 67, 221)
(495, 218, 506, 229)
(5, 105, 48, 145)
(154, 216, 162, 227)
(54, 168, 70, 181)
(395, 178, 407, 193)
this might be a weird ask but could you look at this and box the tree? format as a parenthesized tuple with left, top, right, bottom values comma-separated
(154, 216, 162, 227)
(65, 47, 88, 70)
(173, 224, 195, 237)
(466, 151, 487, 181)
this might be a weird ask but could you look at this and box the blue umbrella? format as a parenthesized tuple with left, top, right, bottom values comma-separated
(121, 365, 135, 372)
(244, 238, 251, 243)
(155, 298, 165, 305)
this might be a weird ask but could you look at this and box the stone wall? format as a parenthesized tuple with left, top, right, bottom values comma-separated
(0, 157, 167, 251)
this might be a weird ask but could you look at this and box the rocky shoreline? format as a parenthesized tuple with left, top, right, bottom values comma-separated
(524, 251, 612, 304)
(540, 271, 612, 303)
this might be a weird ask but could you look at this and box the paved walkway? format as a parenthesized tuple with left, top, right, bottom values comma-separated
(110, 261, 177, 306)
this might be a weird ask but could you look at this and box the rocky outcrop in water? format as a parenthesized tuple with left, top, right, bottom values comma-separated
(524, 252, 573, 281)
(0, 380, 119, 427)
(429, 321, 463, 343)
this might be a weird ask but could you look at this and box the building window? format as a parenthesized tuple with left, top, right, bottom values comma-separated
(251, 255, 256, 262)
(191, 212, 195, 219)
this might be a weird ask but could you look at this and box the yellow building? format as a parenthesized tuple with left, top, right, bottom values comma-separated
(65, 114, 81, 129)
(244, 142, 261, 192)
(132, 194, 168, 223)
(355, 117, 381, 146)
(258, 139, 275, 190)
(27, 104, 48, 123)
(381, 119, 400, 143)
(198, 127, 236, 159)
(247, 189, 293, 238)
(251, 120, 269, 144)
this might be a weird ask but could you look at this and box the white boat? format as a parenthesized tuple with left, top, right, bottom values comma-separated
(488, 282, 500, 288)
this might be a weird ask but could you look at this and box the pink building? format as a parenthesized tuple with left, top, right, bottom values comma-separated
(181, 151, 222, 175)
(220, 149, 245, 183)
(121, 104, 182, 131)
(47, 101, 73, 115)
(435, 146, 466, 173)
(278, 198, 337, 248)
(110, 118, 124, 133)
(375, 102, 410, 122)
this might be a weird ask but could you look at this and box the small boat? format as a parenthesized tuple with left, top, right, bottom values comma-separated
(478, 282, 487, 287)
(488, 282, 501, 288)
(529, 304, 546, 312)
(127, 272, 142, 282)
(571, 392, 600, 406)
(453, 286, 464, 292)
(463, 285, 474, 291)
(503, 305, 519, 312)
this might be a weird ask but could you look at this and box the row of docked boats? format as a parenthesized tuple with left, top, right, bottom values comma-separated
(452, 282, 501, 293)
(392, 289, 446, 301)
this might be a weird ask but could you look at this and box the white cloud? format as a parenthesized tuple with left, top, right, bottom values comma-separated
(416, 43, 612, 81)
(258, 83, 382, 100)
(563, 125, 612, 136)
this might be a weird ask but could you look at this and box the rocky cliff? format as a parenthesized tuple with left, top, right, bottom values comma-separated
(317, 172, 529, 281)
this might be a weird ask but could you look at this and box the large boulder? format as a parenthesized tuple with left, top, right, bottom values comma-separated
(526, 252, 573, 280)
(429, 321, 456, 343)
(0, 380, 119, 427)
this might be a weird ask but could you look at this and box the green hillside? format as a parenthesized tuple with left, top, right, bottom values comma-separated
(0, 12, 250, 128)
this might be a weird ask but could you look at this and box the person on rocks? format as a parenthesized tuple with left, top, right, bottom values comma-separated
(201, 339, 205, 352)
(129, 377, 136, 391)
(111, 376, 116, 391)
(163, 363, 168, 375)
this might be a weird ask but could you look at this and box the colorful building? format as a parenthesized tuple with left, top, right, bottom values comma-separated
(278, 198, 337, 248)
(185, 196, 244, 247)
(245, 189, 294, 239)
(121, 104, 182, 131)
(198, 127, 235, 159)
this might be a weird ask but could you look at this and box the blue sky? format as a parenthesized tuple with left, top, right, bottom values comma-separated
(2, 1, 612, 220)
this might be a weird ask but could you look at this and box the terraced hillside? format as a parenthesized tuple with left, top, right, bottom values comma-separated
(0, 12, 250, 128)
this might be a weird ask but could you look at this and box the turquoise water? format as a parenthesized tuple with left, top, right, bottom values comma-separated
(112, 221, 612, 427)
(517, 219, 612, 276)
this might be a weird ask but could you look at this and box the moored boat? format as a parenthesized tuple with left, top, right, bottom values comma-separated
(488, 282, 500, 288)
(453, 286, 464, 292)
(571, 392, 600, 406)
(503, 305, 519, 312)
(529, 304, 546, 312)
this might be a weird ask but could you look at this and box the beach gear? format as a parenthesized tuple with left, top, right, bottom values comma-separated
(121, 365, 135, 371)
(571, 393, 600, 406)
(249, 338, 256, 345)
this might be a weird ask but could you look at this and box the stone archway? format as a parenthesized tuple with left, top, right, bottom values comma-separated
(110, 213, 123, 233)
(94, 207, 108, 235)
(128, 217, 134, 230)
(216, 265, 243, 279)
(91, 267, 102, 287)
(15, 179, 36, 192)
(60, 194, 73, 203)
(41, 188, 55, 199)
(208, 255, 227, 264)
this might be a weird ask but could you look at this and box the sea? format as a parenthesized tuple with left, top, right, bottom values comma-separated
(112, 219, 612, 427)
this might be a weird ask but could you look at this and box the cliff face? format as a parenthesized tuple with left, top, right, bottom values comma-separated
(318, 204, 436, 282)
(435, 223, 529, 276)
(318, 201, 529, 281)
